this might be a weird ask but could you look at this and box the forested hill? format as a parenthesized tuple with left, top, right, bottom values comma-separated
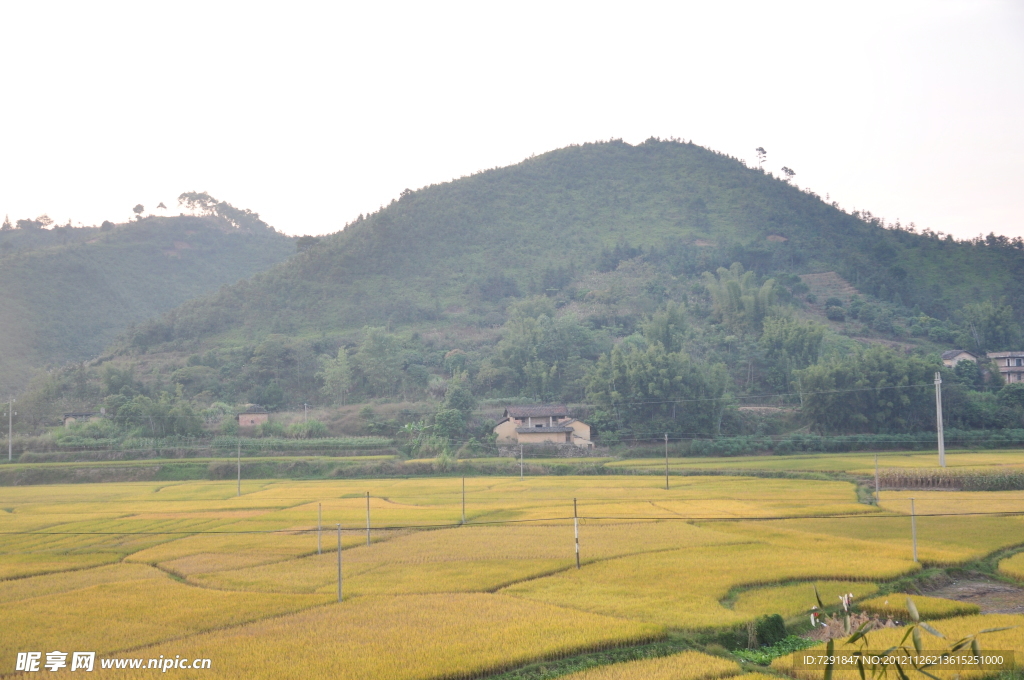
(0, 209, 295, 393)
(132, 138, 1023, 348)
(18, 139, 1024, 440)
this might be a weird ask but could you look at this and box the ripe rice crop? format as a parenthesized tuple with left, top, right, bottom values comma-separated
(773, 613, 1024, 680)
(0, 562, 162, 604)
(0, 551, 121, 579)
(999, 552, 1024, 580)
(731, 581, 878, 619)
(193, 521, 743, 593)
(503, 539, 916, 628)
(857, 594, 980, 620)
(560, 650, 741, 680)
(100, 593, 661, 680)
(0, 575, 331, 661)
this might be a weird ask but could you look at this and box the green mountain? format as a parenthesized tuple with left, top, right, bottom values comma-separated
(14, 139, 1024, 438)
(129, 139, 1023, 347)
(0, 206, 295, 394)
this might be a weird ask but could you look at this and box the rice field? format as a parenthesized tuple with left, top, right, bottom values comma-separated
(999, 551, 1024, 580)
(3, 463, 1024, 679)
(559, 650, 741, 680)
(857, 593, 980, 620)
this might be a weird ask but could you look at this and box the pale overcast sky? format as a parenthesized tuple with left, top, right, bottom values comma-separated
(1, 1, 1022, 239)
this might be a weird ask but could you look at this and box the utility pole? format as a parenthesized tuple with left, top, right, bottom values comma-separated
(573, 498, 580, 570)
(365, 491, 371, 547)
(236, 440, 241, 496)
(520, 444, 524, 480)
(317, 503, 322, 555)
(911, 498, 918, 563)
(664, 433, 669, 490)
(461, 477, 466, 525)
(935, 372, 945, 468)
(874, 453, 880, 504)
(304, 403, 308, 423)
(336, 524, 343, 602)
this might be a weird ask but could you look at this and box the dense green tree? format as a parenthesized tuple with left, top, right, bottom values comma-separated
(586, 342, 731, 436)
(797, 346, 940, 434)
(354, 327, 404, 397)
(316, 347, 352, 404)
(955, 301, 1021, 352)
(759, 317, 824, 393)
(702, 263, 777, 334)
(640, 302, 687, 353)
(488, 298, 600, 400)
(433, 408, 465, 440)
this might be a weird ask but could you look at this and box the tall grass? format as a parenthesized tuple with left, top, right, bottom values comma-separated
(878, 468, 1024, 490)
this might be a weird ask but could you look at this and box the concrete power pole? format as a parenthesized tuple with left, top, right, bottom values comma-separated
(934, 372, 945, 468)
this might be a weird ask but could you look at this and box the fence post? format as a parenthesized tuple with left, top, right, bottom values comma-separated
(574, 497, 580, 570)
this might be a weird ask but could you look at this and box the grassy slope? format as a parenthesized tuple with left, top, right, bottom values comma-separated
(0, 216, 294, 392)
(130, 139, 1022, 350)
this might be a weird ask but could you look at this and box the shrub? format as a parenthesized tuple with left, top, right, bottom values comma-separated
(287, 420, 329, 439)
(755, 613, 786, 646)
(824, 297, 843, 308)
(805, 293, 817, 304)
(257, 421, 286, 438)
(825, 307, 845, 321)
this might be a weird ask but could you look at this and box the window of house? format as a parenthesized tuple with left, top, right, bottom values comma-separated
(536, 424, 543, 427)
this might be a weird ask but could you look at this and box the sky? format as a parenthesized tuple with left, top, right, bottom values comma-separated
(1, 1, 1022, 239)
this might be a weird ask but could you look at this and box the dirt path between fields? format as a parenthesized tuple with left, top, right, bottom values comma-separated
(927, 579, 1024, 614)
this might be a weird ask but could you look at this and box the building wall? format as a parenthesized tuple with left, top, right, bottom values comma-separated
(494, 419, 518, 444)
(517, 431, 571, 445)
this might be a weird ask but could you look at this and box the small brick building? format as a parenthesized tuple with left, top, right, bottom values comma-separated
(493, 405, 593, 449)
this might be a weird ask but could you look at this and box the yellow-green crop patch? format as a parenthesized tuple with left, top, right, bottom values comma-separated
(561, 650, 741, 680)
(0, 475, 1021, 680)
(858, 593, 980, 620)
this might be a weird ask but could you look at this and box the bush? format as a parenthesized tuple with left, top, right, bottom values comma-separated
(257, 421, 286, 438)
(755, 614, 786, 646)
(287, 420, 329, 439)
(824, 297, 843, 308)
(825, 306, 846, 321)
(805, 293, 817, 304)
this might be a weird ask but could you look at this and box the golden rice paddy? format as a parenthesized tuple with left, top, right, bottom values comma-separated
(2, 460, 1024, 679)
(560, 650, 741, 680)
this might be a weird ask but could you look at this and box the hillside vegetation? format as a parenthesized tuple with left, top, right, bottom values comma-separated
(0, 200, 295, 393)
(12, 139, 1024, 441)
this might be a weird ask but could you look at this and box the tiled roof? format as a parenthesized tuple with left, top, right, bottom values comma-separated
(941, 350, 974, 360)
(516, 426, 573, 434)
(505, 405, 570, 418)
